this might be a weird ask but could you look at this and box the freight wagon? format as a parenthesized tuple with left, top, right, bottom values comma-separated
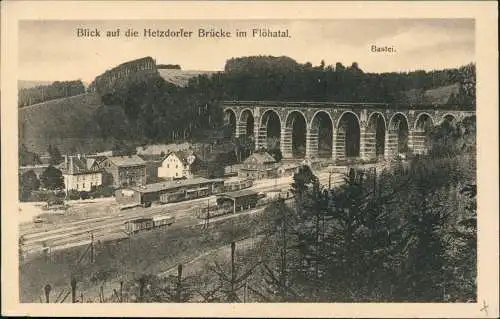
(124, 218, 155, 234)
(115, 177, 225, 207)
(124, 214, 175, 234)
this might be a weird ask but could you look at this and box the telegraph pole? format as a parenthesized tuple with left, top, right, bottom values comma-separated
(230, 241, 236, 301)
(44, 284, 51, 303)
(90, 232, 94, 264)
(176, 264, 183, 302)
(71, 277, 77, 303)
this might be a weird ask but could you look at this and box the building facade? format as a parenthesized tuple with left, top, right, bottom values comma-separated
(97, 155, 147, 188)
(158, 151, 201, 180)
(114, 177, 225, 207)
(238, 152, 277, 180)
(276, 163, 300, 177)
(60, 155, 103, 193)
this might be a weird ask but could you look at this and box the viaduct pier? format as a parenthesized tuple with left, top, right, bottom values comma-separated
(222, 101, 475, 162)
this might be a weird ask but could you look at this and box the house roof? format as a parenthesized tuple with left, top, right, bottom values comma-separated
(167, 150, 199, 166)
(129, 177, 222, 194)
(243, 152, 276, 165)
(60, 156, 102, 175)
(107, 155, 146, 167)
(278, 163, 300, 170)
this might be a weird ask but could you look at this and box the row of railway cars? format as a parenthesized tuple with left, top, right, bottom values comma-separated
(193, 190, 293, 220)
(123, 190, 294, 235)
(117, 178, 254, 210)
(121, 179, 255, 234)
(124, 214, 175, 235)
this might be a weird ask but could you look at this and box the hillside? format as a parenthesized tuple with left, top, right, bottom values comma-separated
(18, 80, 87, 107)
(401, 83, 461, 106)
(18, 92, 118, 154)
(18, 56, 474, 156)
(158, 69, 218, 87)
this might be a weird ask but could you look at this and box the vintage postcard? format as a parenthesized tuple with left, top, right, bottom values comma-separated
(1, 1, 498, 317)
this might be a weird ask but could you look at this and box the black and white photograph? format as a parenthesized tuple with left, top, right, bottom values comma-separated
(1, 1, 498, 318)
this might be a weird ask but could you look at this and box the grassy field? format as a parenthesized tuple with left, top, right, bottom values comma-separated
(157, 69, 217, 87)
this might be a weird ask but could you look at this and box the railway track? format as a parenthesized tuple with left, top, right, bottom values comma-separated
(20, 173, 343, 257)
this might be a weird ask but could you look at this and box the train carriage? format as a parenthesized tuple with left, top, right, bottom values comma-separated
(152, 214, 175, 228)
(124, 217, 154, 234)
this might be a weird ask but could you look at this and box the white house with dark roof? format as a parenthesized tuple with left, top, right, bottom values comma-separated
(60, 154, 103, 193)
(158, 150, 201, 180)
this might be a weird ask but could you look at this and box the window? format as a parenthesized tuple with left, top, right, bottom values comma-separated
(175, 172, 178, 177)
(176, 165, 178, 169)
(167, 164, 169, 168)
(83, 183, 85, 188)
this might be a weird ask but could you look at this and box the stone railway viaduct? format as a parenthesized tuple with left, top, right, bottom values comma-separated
(222, 101, 475, 162)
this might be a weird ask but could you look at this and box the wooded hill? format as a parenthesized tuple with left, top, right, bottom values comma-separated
(18, 55, 476, 155)
(18, 80, 86, 107)
(98, 56, 475, 146)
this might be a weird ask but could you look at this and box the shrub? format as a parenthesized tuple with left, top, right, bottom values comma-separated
(79, 191, 90, 200)
(89, 185, 115, 198)
(67, 189, 80, 200)
(47, 197, 64, 207)
(30, 190, 49, 202)
(30, 190, 65, 202)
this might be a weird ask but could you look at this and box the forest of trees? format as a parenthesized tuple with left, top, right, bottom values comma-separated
(23, 114, 477, 302)
(18, 80, 86, 107)
(19, 144, 42, 166)
(156, 64, 181, 70)
(90, 116, 475, 303)
(93, 56, 475, 147)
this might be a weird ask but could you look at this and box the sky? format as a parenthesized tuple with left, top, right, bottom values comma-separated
(18, 19, 474, 83)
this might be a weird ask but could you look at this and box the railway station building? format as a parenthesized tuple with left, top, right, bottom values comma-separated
(215, 189, 261, 214)
(237, 152, 277, 180)
(115, 177, 224, 208)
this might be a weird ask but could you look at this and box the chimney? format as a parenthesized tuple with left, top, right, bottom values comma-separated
(70, 156, 74, 174)
(64, 155, 68, 168)
(77, 153, 81, 160)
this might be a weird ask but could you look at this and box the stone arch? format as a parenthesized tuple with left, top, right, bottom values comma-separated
(259, 109, 282, 151)
(335, 111, 361, 160)
(414, 112, 434, 131)
(411, 112, 434, 155)
(387, 112, 410, 156)
(239, 109, 255, 138)
(366, 112, 387, 158)
(310, 111, 334, 159)
(440, 113, 457, 125)
(223, 108, 237, 137)
(335, 110, 361, 130)
(285, 111, 308, 159)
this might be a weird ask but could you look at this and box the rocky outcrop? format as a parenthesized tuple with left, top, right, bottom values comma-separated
(88, 56, 158, 95)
